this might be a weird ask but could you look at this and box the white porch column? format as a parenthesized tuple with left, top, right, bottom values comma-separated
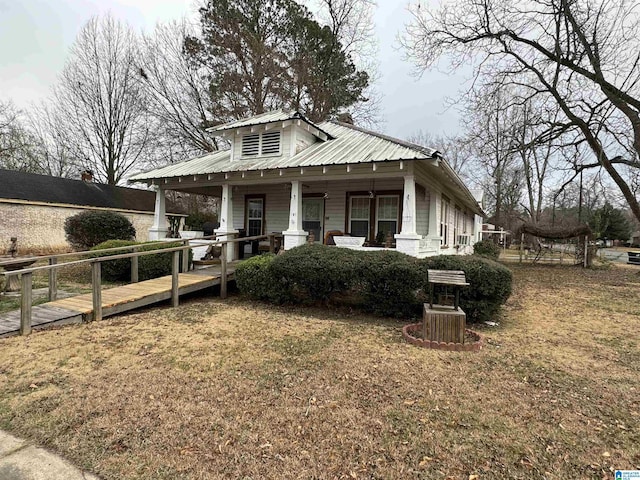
(395, 175, 421, 257)
(214, 183, 239, 260)
(148, 186, 168, 240)
(282, 180, 308, 249)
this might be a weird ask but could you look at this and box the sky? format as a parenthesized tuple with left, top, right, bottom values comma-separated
(0, 0, 467, 140)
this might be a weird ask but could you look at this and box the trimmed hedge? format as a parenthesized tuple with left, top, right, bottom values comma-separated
(235, 244, 512, 322)
(234, 254, 288, 304)
(91, 240, 192, 282)
(473, 239, 500, 260)
(65, 210, 136, 250)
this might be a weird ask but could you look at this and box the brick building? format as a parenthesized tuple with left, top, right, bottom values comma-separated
(0, 169, 185, 254)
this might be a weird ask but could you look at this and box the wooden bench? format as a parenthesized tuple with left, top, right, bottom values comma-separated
(427, 269, 469, 311)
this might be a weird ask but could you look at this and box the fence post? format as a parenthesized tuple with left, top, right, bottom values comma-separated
(269, 234, 275, 253)
(131, 247, 139, 283)
(583, 236, 589, 268)
(48, 257, 58, 301)
(20, 272, 33, 336)
(519, 233, 524, 264)
(172, 250, 179, 307)
(91, 261, 102, 322)
(181, 243, 189, 273)
(220, 242, 228, 299)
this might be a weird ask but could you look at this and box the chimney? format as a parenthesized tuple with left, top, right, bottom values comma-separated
(337, 112, 354, 124)
(81, 170, 93, 182)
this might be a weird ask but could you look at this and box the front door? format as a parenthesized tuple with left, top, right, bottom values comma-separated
(302, 197, 324, 243)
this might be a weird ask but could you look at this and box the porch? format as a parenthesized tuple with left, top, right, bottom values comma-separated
(146, 161, 481, 260)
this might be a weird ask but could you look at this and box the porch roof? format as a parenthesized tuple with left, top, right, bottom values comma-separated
(129, 121, 439, 181)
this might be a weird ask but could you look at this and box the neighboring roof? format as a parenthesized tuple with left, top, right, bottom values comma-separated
(0, 169, 184, 214)
(208, 109, 334, 139)
(130, 121, 439, 181)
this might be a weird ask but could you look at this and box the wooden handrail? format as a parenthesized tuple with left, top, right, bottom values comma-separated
(0, 234, 272, 275)
(6, 233, 274, 335)
(0, 238, 196, 267)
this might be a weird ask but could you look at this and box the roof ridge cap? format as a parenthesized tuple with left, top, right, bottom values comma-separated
(329, 121, 438, 157)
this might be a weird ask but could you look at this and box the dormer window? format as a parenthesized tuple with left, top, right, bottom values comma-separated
(241, 131, 281, 157)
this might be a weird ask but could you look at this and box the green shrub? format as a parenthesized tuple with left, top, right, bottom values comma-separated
(234, 245, 512, 323)
(419, 255, 512, 322)
(473, 239, 500, 260)
(91, 239, 138, 281)
(92, 240, 192, 282)
(185, 211, 217, 231)
(356, 250, 423, 317)
(270, 244, 361, 302)
(235, 254, 289, 303)
(65, 210, 136, 250)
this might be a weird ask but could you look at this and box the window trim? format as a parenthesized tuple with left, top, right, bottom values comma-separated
(345, 190, 403, 242)
(347, 195, 371, 239)
(375, 194, 400, 240)
(440, 195, 451, 246)
(245, 194, 266, 236)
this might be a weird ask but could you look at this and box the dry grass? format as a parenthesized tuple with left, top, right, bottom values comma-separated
(0, 264, 639, 479)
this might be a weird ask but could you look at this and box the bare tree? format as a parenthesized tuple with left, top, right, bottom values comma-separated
(52, 15, 150, 185)
(403, 0, 640, 223)
(26, 103, 77, 178)
(0, 100, 42, 173)
(406, 129, 470, 177)
(305, 0, 382, 126)
(137, 20, 220, 162)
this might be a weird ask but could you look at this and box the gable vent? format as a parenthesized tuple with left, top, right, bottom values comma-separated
(261, 131, 281, 155)
(242, 134, 260, 157)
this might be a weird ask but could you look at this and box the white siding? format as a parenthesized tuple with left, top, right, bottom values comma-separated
(231, 124, 317, 162)
(229, 177, 403, 239)
(232, 184, 290, 233)
(294, 129, 316, 155)
(416, 183, 430, 236)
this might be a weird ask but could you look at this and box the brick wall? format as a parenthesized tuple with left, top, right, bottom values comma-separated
(0, 201, 157, 254)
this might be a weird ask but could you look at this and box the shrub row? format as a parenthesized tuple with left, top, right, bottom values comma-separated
(236, 244, 512, 322)
(91, 240, 192, 282)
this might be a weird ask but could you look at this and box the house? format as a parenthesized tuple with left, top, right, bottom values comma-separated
(129, 110, 484, 259)
(0, 169, 185, 253)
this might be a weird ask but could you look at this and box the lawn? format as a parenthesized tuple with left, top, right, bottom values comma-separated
(0, 263, 638, 479)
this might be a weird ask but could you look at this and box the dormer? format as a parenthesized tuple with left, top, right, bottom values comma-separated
(208, 110, 333, 162)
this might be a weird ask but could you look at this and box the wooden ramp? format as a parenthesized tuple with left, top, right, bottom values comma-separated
(0, 266, 232, 338)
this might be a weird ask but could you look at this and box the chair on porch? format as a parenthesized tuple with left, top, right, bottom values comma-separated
(324, 230, 348, 245)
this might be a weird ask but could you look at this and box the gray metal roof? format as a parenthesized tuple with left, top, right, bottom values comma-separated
(130, 121, 438, 181)
(207, 109, 334, 139)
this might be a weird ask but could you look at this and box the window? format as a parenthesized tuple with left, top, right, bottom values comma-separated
(347, 193, 401, 241)
(376, 195, 399, 238)
(246, 196, 264, 236)
(440, 196, 450, 245)
(349, 196, 370, 238)
(241, 132, 281, 157)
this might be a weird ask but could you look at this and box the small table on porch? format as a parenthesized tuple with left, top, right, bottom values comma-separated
(427, 269, 469, 310)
